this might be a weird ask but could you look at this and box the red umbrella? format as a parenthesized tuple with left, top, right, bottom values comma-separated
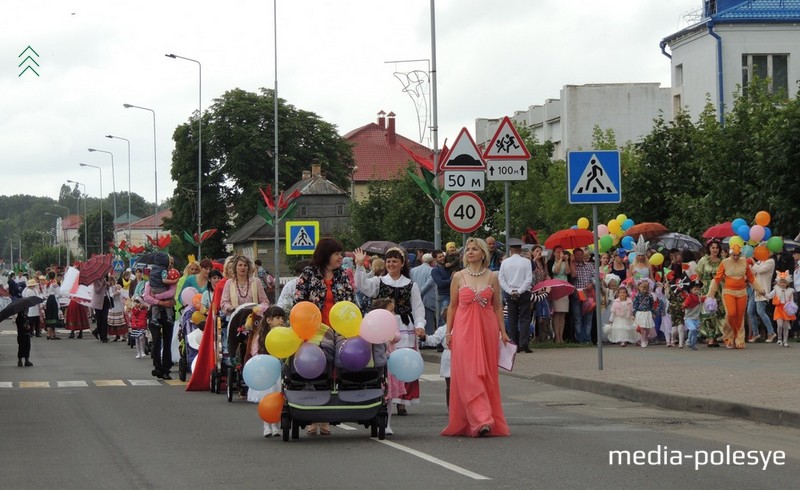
(544, 229, 594, 250)
(623, 222, 669, 240)
(532, 279, 575, 301)
(78, 254, 114, 285)
(702, 222, 735, 239)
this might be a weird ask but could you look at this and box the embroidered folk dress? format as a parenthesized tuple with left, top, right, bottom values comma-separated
(441, 282, 510, 437)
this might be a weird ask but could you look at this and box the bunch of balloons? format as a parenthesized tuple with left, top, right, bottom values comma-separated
(730, 211, 784, 260)
(575, 214, 637, 254)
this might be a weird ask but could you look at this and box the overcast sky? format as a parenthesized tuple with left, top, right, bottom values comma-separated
(1, 0, 700, 213)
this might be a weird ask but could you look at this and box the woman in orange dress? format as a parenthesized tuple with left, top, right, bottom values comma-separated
(442, 237, 511, 438)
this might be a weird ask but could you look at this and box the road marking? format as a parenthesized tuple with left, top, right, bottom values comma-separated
(375, 439, 490, 480)
(0, 382, 12, 388)
(129, 379, 161, 386)
(419, 374, 444, 382)
(57, 381, 89, 388)
(19, 381, 50, 388)
(93, 380, 127, 387)
(162, 379, 187, 386)
(337, 423, 358, 431)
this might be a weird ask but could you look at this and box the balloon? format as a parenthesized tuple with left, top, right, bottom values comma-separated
(628, 252, 636, 263)
(289, 301, 322, 340)
(577, 217, 589, 230)
(649, 252, 664, 266)
(597, 224, 609, 236)
(753, 245, 770, 261)
(243, 354, 282, 390)
(785, 301, 798, 317)
(704, 297, 718, 313)
(621, 218, 634, 231)
(749, 225, 765, 242)
(387, 348, 424, 382)
(338, 336, 372, 371)
(608, 219, 622, 235)
(192, 293, 203, 311)
(258, 392, 285, 423)
(187, 328, 203, 349)
(732, 218, 747, 232)
(265, 327, 303, 358)
(742, 244, 754, 258)
(180, 287, 199, 306)
(360, 309, 398, 344)
(737, 224, 750, 241)
(328, 301, 362, 338)
(292, 342, 327, 379)
(616, 214, 627, 223)
(766, 236, 784, 253)
(755, 211, 771, 227)
(763, 227, 772, 241)
(570, 225, 578, 229)
(599, 235, 613, 253)
(729, 236, 744, 248)
(191, 311, 206, 325)
(621, 236, 635, 251)
(191, 355, 197, 373)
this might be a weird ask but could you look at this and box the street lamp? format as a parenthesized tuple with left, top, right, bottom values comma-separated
(44, 212, 61, 266)
(166, 53, 203, 257)
(106, 135, 132, 243)
(88, 148, 116, 240)
(67, 179, 88, 258)
(123, 103, 158, 234)
(79, 163, 104, 254)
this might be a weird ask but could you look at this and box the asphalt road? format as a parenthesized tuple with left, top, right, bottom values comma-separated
(1, 325, 798, 489)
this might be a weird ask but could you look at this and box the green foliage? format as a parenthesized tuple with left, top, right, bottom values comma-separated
(29, 246, 67, 272)
(77, 208, 114, 256)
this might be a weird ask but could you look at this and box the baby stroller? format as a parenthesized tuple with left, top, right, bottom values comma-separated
(224, 303, 259, 402)
(177, 306, 202, 382)
(280, 332, 389, 441)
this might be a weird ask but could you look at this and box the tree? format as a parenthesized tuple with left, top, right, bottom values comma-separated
(78, 208, 114, 256)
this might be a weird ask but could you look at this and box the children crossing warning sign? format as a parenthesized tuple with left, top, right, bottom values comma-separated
(286, 221, 320, 255)
(567, 151, 621, 204)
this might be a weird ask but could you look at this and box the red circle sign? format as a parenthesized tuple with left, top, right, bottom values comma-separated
(444, 192, 486, 234)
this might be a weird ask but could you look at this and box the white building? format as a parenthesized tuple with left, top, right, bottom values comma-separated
(661, 0, 800, 123)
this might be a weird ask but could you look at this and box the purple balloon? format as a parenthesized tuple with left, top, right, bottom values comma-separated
(339, 336, 371, 371)
(293, 342, 327, 379)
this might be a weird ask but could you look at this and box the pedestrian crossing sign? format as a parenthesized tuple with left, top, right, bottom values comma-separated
(567, 151, 621, 204)
(286, 221, 319, 255)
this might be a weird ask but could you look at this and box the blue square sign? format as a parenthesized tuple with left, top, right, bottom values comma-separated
(567, 151, 621, 204)
(285, 220, 319, 255)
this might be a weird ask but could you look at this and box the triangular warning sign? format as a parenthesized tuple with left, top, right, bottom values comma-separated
(571, 154, 618, 195)
(440, 128, 486, 171)
(292, 227, 314, 247)
(483, 116, 531, 160)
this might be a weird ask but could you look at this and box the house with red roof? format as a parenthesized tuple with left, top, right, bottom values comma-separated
(344, 111, 433, 200)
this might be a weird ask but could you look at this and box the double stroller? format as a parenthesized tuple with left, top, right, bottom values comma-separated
(280, 331, 389, 441)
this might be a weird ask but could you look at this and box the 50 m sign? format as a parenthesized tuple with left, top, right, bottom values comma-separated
(444, 192, 486, 234)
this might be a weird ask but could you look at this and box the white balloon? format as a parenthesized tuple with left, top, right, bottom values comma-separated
(187, 328, 203, 350)
(191, 355, 198, 373)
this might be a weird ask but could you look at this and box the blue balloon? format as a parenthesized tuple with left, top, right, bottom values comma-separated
(621, 236, 635, 251)
(293, 342, 327, 379)
(570, 225, 578, 229)
(243, 354, 282, 391)
(763, 227, 772, 241)
(737, 224, 750, 241)
(742, 244, 754, 258)
(387, 348, 424, 383)
(732, 218, 747, 231)
(621, 218, 634, 231)
(628, 252, 637, 264)
(338, 336, 372, 371)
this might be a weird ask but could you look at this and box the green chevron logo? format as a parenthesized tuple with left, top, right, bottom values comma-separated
(18, 45, 40, 77)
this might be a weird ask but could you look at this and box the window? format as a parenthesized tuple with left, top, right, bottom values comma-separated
(337, 204, 344, 215)
(300, 206, 307, 216)
(742, 54, 789, 96)
(674, 64, 683, 87)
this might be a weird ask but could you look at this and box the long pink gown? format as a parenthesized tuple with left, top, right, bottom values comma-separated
(441, 285, 510, 437)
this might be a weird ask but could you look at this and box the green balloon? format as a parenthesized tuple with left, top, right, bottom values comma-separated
(766, 236, 784, 253)
(599, 235, 613, 253)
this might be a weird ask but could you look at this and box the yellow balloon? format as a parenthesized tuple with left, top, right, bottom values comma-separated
(649, 252, 664, 266)
(265, 327, 303, 359)
(328, 301, 363, 338)
(729, 236, 745, 248)
(616, 214, 627, 223)
(608, 219, 622, 235)
(577, 217, 590, 230)
(191, 311, 206, 325)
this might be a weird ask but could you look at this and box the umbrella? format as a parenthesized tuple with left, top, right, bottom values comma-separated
(399, 239, 435, 251)
(0, 296, 45, 323)
(783, 239, 800, 252)
(623, 222, 669, 240)
(133, 251, 170, 266)
(544, 229, 594, 250)
(654, 232, 703, 252)
(532, 279, 575, 301)
(702, 222, 734, 239)
(359, 240, 399, 255)
(78, 254, 114, 285)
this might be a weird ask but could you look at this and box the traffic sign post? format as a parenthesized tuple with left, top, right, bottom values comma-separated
(444, 192, 485, 234)
(285, 221, 319, 255)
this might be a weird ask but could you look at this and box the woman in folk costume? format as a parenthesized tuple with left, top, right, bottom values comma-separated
(707, 243, 764, 349)
(354, 246, 426, 417)
(696, 239, 726, 347)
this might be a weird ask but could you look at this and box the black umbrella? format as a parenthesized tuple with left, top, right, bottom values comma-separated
(399, 239, 435, 251)
(0, 296, 45, 323)
(654, 232, 703, 252)
(359, 240, 399, 255)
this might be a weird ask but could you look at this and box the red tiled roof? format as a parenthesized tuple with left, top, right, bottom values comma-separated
(345, 121, 432, 182)
(129, 208, 172, 229)
(61, 214, 82, 230)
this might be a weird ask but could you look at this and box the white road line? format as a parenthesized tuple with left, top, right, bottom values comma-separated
(337, 423, 358, 431)
(57, 381, 89, 388)
(375, 439, 490, 480)
(129, 379, 161, 386)
(0, 381, 12, 388)
(419, 374, 444, 382)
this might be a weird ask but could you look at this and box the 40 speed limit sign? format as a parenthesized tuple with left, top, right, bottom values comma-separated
(444, 192, 486, 234)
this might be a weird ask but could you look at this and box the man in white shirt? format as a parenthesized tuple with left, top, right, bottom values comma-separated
(498, 238, 533, 353)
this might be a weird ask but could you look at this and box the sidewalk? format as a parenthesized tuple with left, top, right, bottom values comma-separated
(421, 340, 800, 429)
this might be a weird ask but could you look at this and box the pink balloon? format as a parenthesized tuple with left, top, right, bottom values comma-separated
(597, 224, 609, 237)
(359, 309, 398, 344)
(180, 287, 199, 306)
(749, 224, 765, 242)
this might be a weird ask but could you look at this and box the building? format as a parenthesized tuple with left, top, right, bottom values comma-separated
(57, 214, 83, 261)
(345, 111, 433, 200)
(475, 83, 671, 161)
(661, 0, 800, 123)
(125, 209, 172, 247)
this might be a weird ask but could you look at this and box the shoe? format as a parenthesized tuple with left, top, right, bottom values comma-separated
(113, 337, 119, 342)
(161, 373, 172, 380)
(18, 359, 23, 367)
(385, 426, 393, 436)
(478, 425, 491, 437)
(784, 342, 789, 348)
(522, 347, 532, 353)
(135, 354, 142, 359)
(397, 405, 407, 416)
(35, 333, 42, 337)
(691, 346, 698, 351)
(24, 360, 33, 367)
(68, 332, 75, 339)
(77, 332, 83, 339)
(777, 340, 783, 346)
(319, 423, 331, 435)
(307, 425, 318, 436)
(101, 339, 109, 343)
(766, 333, 777, 343)
(272, 428, 281, 437)
(91, 330, 99, 340)
(747, 335, 759, 343)
(51, 336, 60, 340)
(620, 342, 627, 347)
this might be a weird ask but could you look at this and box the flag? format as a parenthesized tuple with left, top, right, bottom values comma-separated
(399, 143, 434, 172)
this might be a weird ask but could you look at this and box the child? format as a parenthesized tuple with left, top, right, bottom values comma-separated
(682, 281, 702, 350)
(246, 305, 286, 438)
(632, 278, 657, 347)
(599, 273, 620, 342)
(418, 308, 451, 407)
(16, 312, 33, 366)
(130, 296, 149, 359)
(603, 286, 637, 346)
(765, 271, 796, 347)
(148, 253, 178, 327)
(372, 298, 401, 435)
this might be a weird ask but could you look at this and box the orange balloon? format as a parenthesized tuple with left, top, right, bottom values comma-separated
(258, 392, 285, 423)
(289, 301, 322, 340)
(754, 211, 771, 227)
(753, 245, 770, 261)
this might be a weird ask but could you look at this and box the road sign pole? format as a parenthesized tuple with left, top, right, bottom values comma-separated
(593, 204, 603, 371)
(504, 182, 510, 257)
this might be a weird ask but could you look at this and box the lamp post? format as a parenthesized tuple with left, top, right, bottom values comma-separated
(79, 163, 104, 254)
(67, 179, 88, 258)
(123, 103, 158, 234)
(88, 148, 116, 241)
(106, 135, 132, 244)
(166, 53, 203, 258)
(44, 212, 61, 266)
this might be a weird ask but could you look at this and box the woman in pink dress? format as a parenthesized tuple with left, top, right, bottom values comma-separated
(442, 237, 511, 438)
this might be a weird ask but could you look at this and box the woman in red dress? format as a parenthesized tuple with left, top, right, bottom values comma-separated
(441, 237, 511, 438)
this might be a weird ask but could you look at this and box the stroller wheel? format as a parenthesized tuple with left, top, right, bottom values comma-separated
(370, 419, 378, 438)
(178, 358, 187, 382)
(377, 413, 387, 440)
(226, 366, 235, 402)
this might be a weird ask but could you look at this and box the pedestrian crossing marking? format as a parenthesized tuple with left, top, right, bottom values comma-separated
(0, 379, 185, 388)
(0, 381, 14, 388)
(57, 381, 88, 388)
(571, 154, 618, 195)
(286, 220, 319, 255)
(129, 379, 162, 386)
(292, 227, 314, 247)
(94, 380, 127, 387)
(419, 374, 444, 382)
(20, 381, 50, 388)
(162, 379, 187, 386)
